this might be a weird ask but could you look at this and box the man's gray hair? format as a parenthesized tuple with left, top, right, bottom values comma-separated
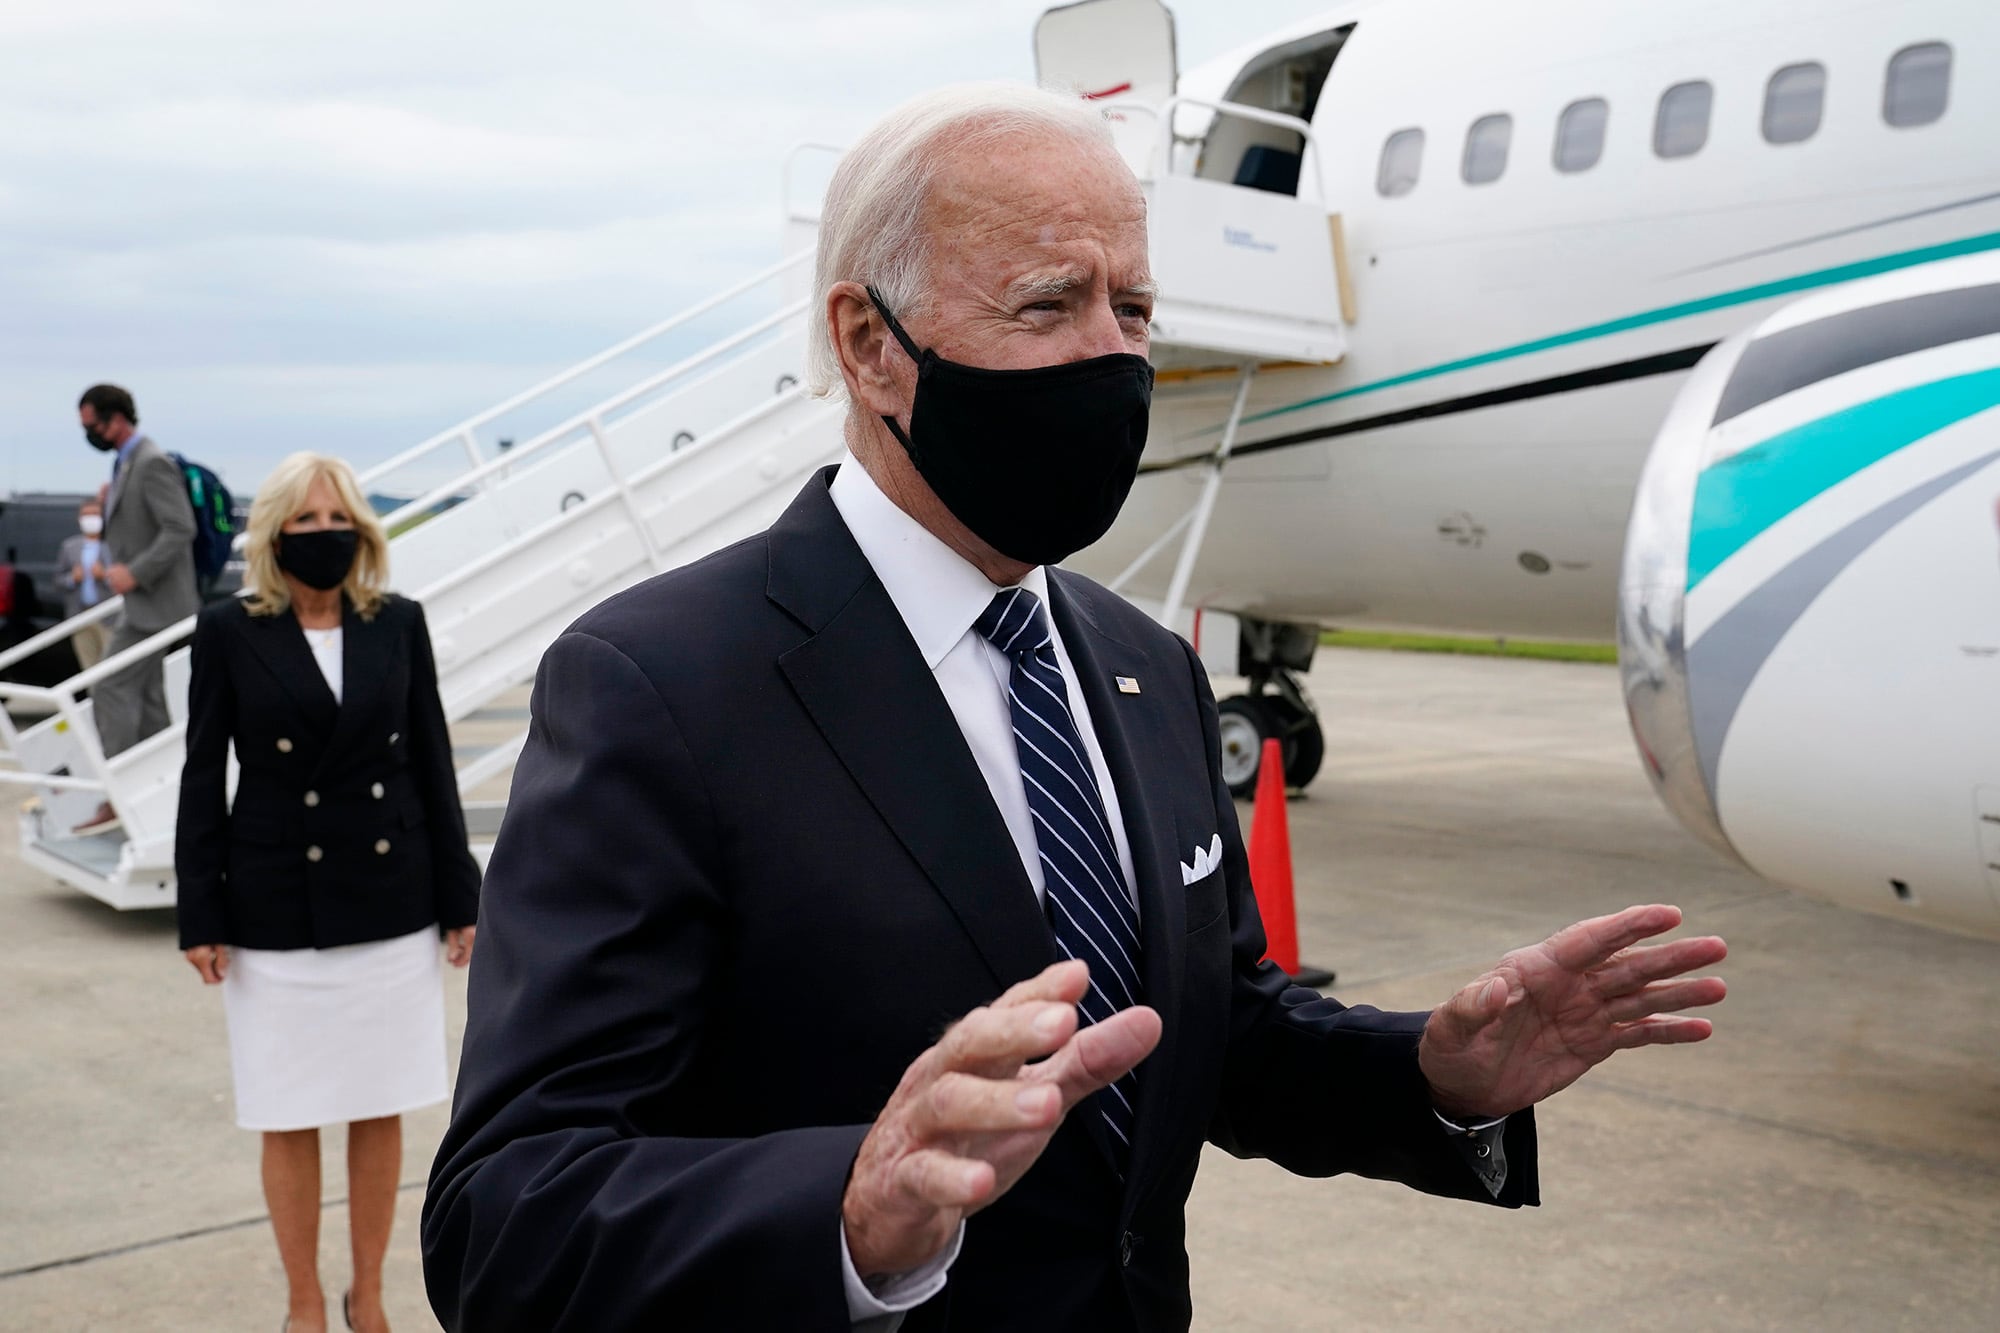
(805, 82, 1117, 398)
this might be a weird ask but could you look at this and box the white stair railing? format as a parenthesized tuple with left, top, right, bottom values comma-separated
(0, 245, 835, 907)
(359, 247, 825, 504)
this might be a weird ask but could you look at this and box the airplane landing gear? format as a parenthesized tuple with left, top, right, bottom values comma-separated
(1215, 619, 1325, 799)
(1217, 675, 1324, 798)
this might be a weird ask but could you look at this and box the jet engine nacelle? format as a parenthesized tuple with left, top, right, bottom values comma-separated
(1620, 251, 2000, 941)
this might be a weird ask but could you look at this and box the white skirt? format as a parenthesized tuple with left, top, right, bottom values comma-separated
(222, 926, 449, 1132)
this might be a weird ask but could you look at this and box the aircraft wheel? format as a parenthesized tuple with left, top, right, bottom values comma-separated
(1263, 695, 1326, 790)
(1217, 696, 1275, 799)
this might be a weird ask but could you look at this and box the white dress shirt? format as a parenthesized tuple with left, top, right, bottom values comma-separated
(825, 455, 1140, 1327)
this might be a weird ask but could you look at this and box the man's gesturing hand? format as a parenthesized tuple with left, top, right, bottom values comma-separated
(1419, 903, 1727, 1120)
(843, 959, 1161, 1279)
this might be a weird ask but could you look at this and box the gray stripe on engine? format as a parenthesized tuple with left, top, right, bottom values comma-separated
(1715, 283, 2000, 425)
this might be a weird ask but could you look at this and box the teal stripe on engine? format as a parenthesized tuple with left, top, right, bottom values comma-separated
(1231, 228, 2000, 430)
(1687, 366, 2000, 589)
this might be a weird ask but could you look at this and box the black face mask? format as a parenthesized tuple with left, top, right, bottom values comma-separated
(868, 287, 1154, 567)
(84, 425, 116, 451)
(277, 529, 360, 591)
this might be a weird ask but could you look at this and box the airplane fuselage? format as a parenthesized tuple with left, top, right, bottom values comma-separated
(1078, 0, 2000, 640)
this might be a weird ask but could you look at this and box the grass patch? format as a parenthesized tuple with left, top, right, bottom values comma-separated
(1320, 629, 1617, 664)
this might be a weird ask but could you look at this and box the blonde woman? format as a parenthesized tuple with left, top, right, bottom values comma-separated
(175, 452, 479, 1333)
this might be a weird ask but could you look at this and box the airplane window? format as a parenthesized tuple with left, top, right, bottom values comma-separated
(1884, 42, 1951, 127)
(1763, 62, 1826, 143)
(1462, 114, 1512, 185)
(1654, 80, 1713, 158)
(1554, 98, 1608, 172)
(1378, 128, 1425, 197)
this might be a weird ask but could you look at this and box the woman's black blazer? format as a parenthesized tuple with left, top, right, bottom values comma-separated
(175, 594, 481, 951)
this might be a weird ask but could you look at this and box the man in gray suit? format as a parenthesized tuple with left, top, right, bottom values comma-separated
(74, 383, 199, 836)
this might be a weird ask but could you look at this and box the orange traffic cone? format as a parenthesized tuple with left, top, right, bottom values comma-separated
(1248, 738, 1336, 987)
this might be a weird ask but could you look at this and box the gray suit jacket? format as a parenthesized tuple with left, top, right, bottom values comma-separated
(54, 532, 112, 618)
(104, 436, 200, 633)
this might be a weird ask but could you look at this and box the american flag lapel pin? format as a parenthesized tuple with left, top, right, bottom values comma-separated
(1115, 675, 1141, 694)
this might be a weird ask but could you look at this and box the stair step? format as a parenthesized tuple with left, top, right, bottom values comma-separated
(464, 705, 531, 723)
(31, 833, 129, 877)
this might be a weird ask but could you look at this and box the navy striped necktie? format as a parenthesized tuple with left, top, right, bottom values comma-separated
(974, 586, 1142, 1164)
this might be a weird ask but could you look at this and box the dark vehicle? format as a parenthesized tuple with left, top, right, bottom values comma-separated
(0, 490, 247, 690)
(0, 492, 91, 687)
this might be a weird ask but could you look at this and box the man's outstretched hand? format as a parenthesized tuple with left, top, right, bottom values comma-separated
(843, 960, 1160, 1279)
(1419, 904, 1726, 1120)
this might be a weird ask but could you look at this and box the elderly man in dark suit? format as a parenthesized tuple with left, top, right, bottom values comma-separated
(75, 383, 200, 835)
(424, 84, 1728, 1332)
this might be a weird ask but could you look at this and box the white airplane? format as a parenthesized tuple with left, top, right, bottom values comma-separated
(8, 0, 1996, 946)
(1036, 0, 2000, 938)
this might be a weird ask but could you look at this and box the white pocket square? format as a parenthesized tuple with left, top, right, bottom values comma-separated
(1180, 833, 1224, 885)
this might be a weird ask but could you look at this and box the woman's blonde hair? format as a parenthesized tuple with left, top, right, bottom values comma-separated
(243, 452, 391, 620)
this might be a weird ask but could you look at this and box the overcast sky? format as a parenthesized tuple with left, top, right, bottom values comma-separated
(0, 0, 1338, 499)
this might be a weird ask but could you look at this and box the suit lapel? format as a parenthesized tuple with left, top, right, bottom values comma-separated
(1048, 572, 1191, 1215)
(242, 607, 339, 736)
(318, 597, 387, 775)
(105, 436, 144, 519)
(771, 471, 1057, 994)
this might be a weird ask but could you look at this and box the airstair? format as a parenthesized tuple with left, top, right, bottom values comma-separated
(0, 235, 845, 907)
(0, 5, 1350, 910)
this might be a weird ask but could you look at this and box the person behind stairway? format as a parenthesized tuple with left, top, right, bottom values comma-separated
(423, 83, 1729, 1332)
(176, 451, 481, 1333)
(54, 497, 113, 670)
(72, 383, 199, 836)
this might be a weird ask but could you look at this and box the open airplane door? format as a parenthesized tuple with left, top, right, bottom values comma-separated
(1034, 0, 1177, 173)
(1041, 0, 1342, 367)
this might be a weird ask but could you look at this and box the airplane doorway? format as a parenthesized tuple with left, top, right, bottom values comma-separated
(1195, 25, 1355, 197)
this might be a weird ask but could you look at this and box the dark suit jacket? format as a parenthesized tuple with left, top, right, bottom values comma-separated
(423, 469, 1537, 1333)
(174, 594, 480, 951)
(104, 435, 199, 632)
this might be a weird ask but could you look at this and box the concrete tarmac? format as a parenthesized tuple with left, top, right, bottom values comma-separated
(3, 648, 1997, 1330)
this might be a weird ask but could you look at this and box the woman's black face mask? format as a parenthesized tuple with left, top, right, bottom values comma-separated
(868, 286, 1154, 568)
(276, 528, 360, 591)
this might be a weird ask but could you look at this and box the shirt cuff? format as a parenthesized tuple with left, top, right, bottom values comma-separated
(841, 1220, 963, 1327)
(1434, 1109, 1510, 1199)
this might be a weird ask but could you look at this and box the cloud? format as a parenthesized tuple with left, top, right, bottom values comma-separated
(0, 0, 1338, 497)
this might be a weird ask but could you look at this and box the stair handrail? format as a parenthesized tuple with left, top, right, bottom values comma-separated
(0, 250, 818, 740)
(0, 595, 121, 676)
(0, 299, 804, 732)
(407, 361, 825, 619)
(1145, 96, 1327, 206)
(0, 607, 216, 791)
(355, 245, 819, 489)
(377, 296, 810, 532)
(0, 332, 835, 823)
